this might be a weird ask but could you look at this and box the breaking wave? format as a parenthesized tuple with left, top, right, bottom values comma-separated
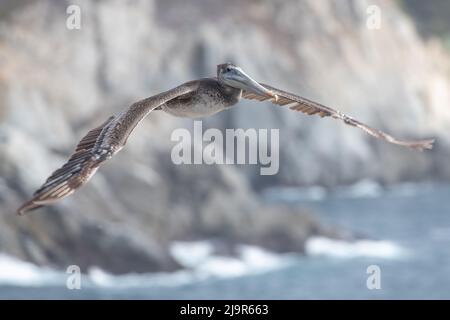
(0, 254, 65, 286)
(0, 237, 408, 289)
(262, 180, 440, 203)
(169, 241, 294, 278)
(0, 242, 295, 288)
(305, 237, 408, 259)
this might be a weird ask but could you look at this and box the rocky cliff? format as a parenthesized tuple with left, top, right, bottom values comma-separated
(0, 0, 449, 273)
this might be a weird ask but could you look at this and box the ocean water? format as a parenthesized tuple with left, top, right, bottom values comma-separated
(1, 181, 450, 299)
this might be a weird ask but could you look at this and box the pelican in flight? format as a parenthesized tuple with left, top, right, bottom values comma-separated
(17, 63, 434, 215)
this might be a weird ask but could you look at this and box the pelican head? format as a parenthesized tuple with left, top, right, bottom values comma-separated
(217, 63, 276, 99)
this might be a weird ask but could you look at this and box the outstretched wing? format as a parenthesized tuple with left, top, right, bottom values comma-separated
(243, 83, 434, 151)
(17, 116, 116, 215)
(17, 81, 199, 215)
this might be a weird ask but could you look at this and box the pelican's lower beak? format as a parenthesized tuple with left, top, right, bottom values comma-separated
(225, 68, 278, 100)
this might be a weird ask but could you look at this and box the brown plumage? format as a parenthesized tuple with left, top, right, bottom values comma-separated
(17, 84, 196, 215)
(243, 84, 434, 151)
(17, 63, 434, 215)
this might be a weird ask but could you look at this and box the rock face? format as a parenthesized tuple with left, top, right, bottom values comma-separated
(0, 0, 449, 273)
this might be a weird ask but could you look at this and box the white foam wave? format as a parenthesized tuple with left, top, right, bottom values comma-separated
(335, 179, 383, 199)
(0, 242, 294, 288)
(170, 241, 293, 279)
(264, 181, 445, 204)
(262, 186, 327, 202)
(87, 268, 196, 288)
(0, 254, 64, 286)
(0, 236, 408, 289)
(262, 180, 383, 202)
(305, 237, 407, 259)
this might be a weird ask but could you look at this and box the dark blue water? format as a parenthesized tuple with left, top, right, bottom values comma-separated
(1, 183, 449, 299)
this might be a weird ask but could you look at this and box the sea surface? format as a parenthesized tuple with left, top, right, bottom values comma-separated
(1, 181, 450, 299)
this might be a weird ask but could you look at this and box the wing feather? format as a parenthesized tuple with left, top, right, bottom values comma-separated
(243, 84, 434, 151)
(17, 81, 199, 215)
(17, 116, 115, 215)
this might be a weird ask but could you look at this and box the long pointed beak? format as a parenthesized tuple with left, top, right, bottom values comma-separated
(226, 69, 277, 100)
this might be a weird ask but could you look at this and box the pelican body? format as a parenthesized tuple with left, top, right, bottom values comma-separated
(161, 78, 241, 118)
(17, 63, 434, 215)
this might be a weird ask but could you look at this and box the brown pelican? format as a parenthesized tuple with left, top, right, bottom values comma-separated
(17, 63, 434, 215)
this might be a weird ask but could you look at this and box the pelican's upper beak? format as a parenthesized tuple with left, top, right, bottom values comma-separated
(223, 67, 278, 101)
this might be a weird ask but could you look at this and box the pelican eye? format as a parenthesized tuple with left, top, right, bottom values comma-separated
(226, 66, 232, 72)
